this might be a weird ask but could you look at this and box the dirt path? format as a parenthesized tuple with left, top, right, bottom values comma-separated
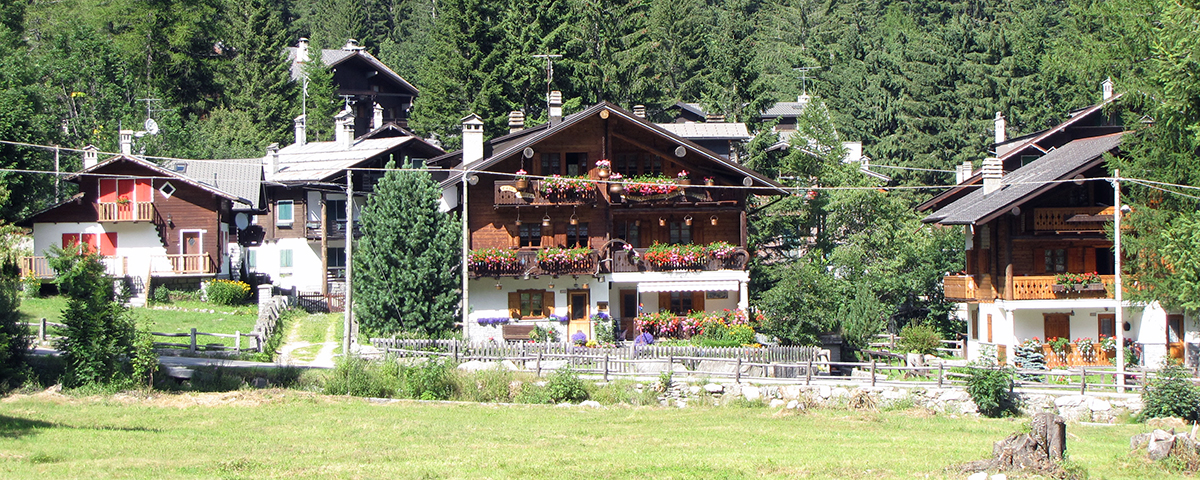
(277, 315, 338, 368)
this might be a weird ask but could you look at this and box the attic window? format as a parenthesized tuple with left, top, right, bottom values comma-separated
(173, 163, 187, 173)
(159, 182, 176, 199)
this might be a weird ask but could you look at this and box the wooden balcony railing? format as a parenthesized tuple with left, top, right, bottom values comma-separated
(609, 247, 749, 273)
(494, 180, 597, 206)
(1042, 344, 1114, 368)
(20, 256, 54, 279)
(943, 274, 1115, 301)
(1032, 206, 1114, 232)
(1010, 275, 1115, 300)
(305, 222, 361, 240)
(469, 249, 598, 277)
(151, 254, 215, 274)
(943, 275, 978, 302)
(98, 202, 156, 222)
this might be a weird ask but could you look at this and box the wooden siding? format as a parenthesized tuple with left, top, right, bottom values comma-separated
(261, 188, 309, 240)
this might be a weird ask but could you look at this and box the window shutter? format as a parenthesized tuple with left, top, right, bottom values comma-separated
(1083, 247, 1097, 273)
(543, 291, 556, 316)
(100, 232, 117, 256)
(692, 292, 705, 312)
(1067, 247, 1083, 272)
(1037, 249, 1047, 273)
(508, 292, 520, 318)
(659, 292, 671, 313)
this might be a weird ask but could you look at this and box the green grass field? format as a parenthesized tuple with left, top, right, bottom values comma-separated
(20, 296, 258, 349)
(0, 391, 1182, 479)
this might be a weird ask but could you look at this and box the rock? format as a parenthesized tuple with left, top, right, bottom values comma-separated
(1131, 432, 1151, 451)
(1147, 417, 1188, 431)
(769, 399, 786, 409)
(1053, 395, 1088, 408)
(555, 402, 574, 408)
(786, 400, 799, 410)
(939, 390, 969, 403)
(882, 389, 906, 400)
(989, 474, 1007, 480)
(1147, 429, 1176, 461)
(539, 360, 568, 371)
(819, 385, 832, 398)
(743, 386, 762, 402)
(500, 360, 520, 371)
(1087, 398, 1111, 412)
(703, 383, 724, 394)
(457, 360, 499, 372)
(579, 400, 603, 409)
(780, 385, 801, 399)
(634, 361, 672, 373)
(249, 377, 269, 389)
(831, 387, 850, 398)
(697, 360, 736, 374)
(967, 472, 987, 480)
(689, 386, 702, 395)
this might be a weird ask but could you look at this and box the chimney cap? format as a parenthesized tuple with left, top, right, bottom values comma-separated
(343, 38, 364, 51)
(461, 113, 483, 125)
(549, 91, 562, 104)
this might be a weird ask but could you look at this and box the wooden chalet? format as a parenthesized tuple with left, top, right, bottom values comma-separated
(431, 94, 788, 342)
(287, 38, 418, 136)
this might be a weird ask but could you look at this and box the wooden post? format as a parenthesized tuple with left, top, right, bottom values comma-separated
(1080, 367, 1087, 394)
(735, 355, 742, 382)
(39, 318, 46, 343)
(806, 359, 813, 385)
(453, 341, 459, 363)
(235, 331, 241, 354)
(189, 328, 197, 353)
(938, 363, 944, 388)
(537, 351, 543, 378)
(604, 354, 609, 382)
(871, 359, 877, 387)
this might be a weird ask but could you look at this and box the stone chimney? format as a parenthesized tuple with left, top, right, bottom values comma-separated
(372, 103, 384, 129)
(1102, 77, 1114, 100)
(335, 108, 355, 149)
(294, 114, 306, 146)
(462, 114, 484, 166)
(956, 161, 973, 184)
(982, 157, 1003, 195)
(548, 91, 563, 126)
(119, 130, 133, 155)
(994, 112, 1006, 144)
(83, 144, 98, 169)
(295, 38, 310, 63)
(633, 105, 646, 119)
(267, 143, 280, 174)
(343, 38, 364, 51)
(508, 110, 525, 133)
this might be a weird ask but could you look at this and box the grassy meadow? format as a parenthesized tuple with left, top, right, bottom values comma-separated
(20, 296, 259, 349)
(0, 390, 1184, 479)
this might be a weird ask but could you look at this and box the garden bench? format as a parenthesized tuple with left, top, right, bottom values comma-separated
(502, 325, 536, 341)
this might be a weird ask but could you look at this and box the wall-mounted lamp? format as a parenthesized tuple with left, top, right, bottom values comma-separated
(495, 283, 502, 290)
(659, 217, 666, 227)
(547, 283, 555, 290)
(710, 215, 718, 226)
(167, 213, 174, 227)
(542, 213, 551, 227)
(684, 215, 693, 226)
(515, 210, 522, 226)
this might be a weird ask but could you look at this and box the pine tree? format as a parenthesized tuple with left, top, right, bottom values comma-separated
(353, 161, 461, 335)
(48, 245, 135, 387)
(0, 223, 27, 388)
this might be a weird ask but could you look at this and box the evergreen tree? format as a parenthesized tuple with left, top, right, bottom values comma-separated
(48, 245, 135, 387)
(0, 223, 27, 388)
(353, 161, 461, 335)
(216, 0, 297, 149)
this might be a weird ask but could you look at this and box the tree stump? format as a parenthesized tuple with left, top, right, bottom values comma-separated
(963, 412, 1066, 474)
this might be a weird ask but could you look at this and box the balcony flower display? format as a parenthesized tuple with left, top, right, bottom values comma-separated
(635, 309, 760, 342)
(536, 247, 592, 272)
(476, 317, 511, 326)
(708, 241, 738, 260)
(644, 242, 708, 270)
(607, 172, 624, 195)
(539, 175, 594, 199)
(704, 176, 715, 186)
(1099, 334, 1116, 352)
(469, 247, 519, 273)
(1053, 272, 1102, 292)
(514, 169, 529, 191)
(595, 159, 611, 179)
(676, 169, 691, 185)
(624, 174, 681, 197)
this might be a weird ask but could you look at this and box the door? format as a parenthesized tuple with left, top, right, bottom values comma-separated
(1044, 313, 1071, 342)
(567, 290, 590, 343)
(1168, 315, 1185, 362)
(180, 231, 202, 273)
(620, 289, 637, 340)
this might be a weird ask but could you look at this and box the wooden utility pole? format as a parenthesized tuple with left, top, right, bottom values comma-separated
(343, 173, 354, 355)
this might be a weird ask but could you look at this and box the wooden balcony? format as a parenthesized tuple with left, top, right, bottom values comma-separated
(1010, 275, 1115, 300)
(151, 254, 216, 275)
(943, 275, 978, 302)
(305, 222, 361, 240)
(98, 202, 156, 222)
(942, 274, 1115, 302)
(609, 247, 749, 273)
(494, 180, 597, 206)
(1032, 206, 1113, 232)
(469, 249, 598, 278)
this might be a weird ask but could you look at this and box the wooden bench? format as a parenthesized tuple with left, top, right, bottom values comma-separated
(502, 324, 536, 341)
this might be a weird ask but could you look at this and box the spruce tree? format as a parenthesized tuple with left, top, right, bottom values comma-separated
(353, 161, 461, 336)
(0, 224, 27, 388)
(48, 245, 135, 387)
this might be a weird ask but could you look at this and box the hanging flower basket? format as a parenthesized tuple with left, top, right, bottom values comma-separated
(676, 170, 691, 186)
(514, 169, 529, 191)
(595, 159, 611, 179)
(608, 173, 624, 195)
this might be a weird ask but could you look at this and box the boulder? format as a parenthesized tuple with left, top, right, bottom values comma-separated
(1147, 417, 1188, 431)
(769, 399, 786, 409)
(457, 360, 500, 372)
(831, 387, 850, 398)
(786, 400, 799, 410)
(703, 383, 724, 394)
(249, 377, 269, 389)
(579, 400, 603, 409)
(743, 386, 762, 402)
(688, 386, 702, 395)
(967, 472, 987, 480)
(818, 385, 832, 398)
(1087, 398, 1111, 412)
(1053, 395, 1088, 408)
(938, 390, 969, 403)
(500, 360, 521, 371)
(1146, 429, 1176, 461)
(989, 474, 1007, 480)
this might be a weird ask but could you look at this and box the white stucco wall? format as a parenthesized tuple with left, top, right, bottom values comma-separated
(464, 276, 611, 341)
(32, 222, 168, 277)
(249, 238, 324, 292)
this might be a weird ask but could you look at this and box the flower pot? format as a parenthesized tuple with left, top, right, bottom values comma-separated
(1072, 284, 1085, 292)
(676, 178, 691, 186)
(597, 168, 610, 179)
(515, 178, 529, 191)
(704, 179, 715, 186)
(1052, 284, 1068, 293)
(609, 183, 624, 195)
(1085, 283, 1105, 291)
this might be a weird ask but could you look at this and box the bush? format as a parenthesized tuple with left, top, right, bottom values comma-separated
(1140, 363, 1200, 422)
(965, 367, 1018, 417)
(694, 322, 756, 347)
(48, 246, 137, 388)
(546, 367, 588, 403)
(204, 280, 251, 306)
(515, 382, 551, 404)
(324, 356, 393, 397)
(456, 368, 517, 403)
(323, 357, 456, 401)
(400, 359, 456, 400)
(899, 323, 942, 355)
(151, 285, 171, 304)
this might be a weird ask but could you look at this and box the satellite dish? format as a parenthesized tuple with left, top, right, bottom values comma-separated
(144, 118, 160, 135)
(235, 213, 249, 230)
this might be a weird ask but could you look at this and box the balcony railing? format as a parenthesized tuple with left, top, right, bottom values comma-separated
(151, 254, 216, 275)
(942, 274, 1115, 301)
(1032, 206, 1114, 232)
(21, 256, 130, 279)
(942, 275, 978, 302)
(305, 221, 361, 240)
(469, 249, 598, 277)
(609, 247, 749, 273)
(1010, 275, 1115, 300)
(494, 180, 597, 206)
(98, 202, 156, 222)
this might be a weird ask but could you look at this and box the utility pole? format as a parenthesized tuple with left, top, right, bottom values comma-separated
(343, 172, 354, 355)
(1113, 169, 1125, 392)
(461, 171, 471, 336)
(532, 54, 562, 116)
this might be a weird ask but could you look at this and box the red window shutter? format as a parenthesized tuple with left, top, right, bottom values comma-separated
(692, 291, 705, 313)
(62, 234, 80, 249)
(135, 179, 153, 202)
(80, 233, 98, 254)
(99, 180, 117, 203)
(117, 179, 135, 202)
(100, 232, 117, 256)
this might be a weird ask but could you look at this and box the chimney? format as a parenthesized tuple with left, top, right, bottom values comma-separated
(633, 105, 646, 119)
(83, 144, 98, 169)
(295, 38, 310, 63)
(508, 110, 525, 133)
(334, 108, 355, 149)
(1102, 77, 1114, 100)
(994, 112, 1006, 144)
(266, 143, 280, 174)
(982, 157, 1003, 195)
(119, 130, 133, 155)
(798, 94, 811, 104)
(343, 38, 363, 51)
(548, 91, 563, 126)
(956, 161, 973, 184)
(461, 114, 484, 166)
(372, 102, 383, 129)
(294, 114, 306, 146)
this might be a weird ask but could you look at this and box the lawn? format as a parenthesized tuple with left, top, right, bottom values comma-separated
(19, 296, 258, 350)
(0, 391, 1181, 479)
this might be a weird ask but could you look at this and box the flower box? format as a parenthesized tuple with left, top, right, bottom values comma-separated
(537, 247, 593, 273)
(644, 242, 708, 270)
(469, 247, 520, 275)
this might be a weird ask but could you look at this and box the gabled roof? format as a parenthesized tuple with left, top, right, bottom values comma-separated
(69, 155, 250, 206)
(434, 102, 788, 194)
(267, 136, 429, 183)
(760, 96, 811, 118)
(656, 122, 751, 141)
(923, 132, 1127, 226)
(286, 46, 419, 96)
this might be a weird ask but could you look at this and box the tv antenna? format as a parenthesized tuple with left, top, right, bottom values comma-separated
(792, 66, 821, 96)
(136, 98, 169, 135)
(532, 54, 563, 115)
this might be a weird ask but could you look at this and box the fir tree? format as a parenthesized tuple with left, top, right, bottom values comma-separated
(353, 161, 461, 335)
(0, 223, 27, 388)
(48, 245, 135, 387)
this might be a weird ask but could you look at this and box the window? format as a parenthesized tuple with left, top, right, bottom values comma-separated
(668, 292, 693, 315)
(280, 249, 293, 270)
(327, 199, 347, 222)
(277, 200, 294, 226)
(567, 222, 588, 248)
(565, 152, 588, 176)
(520, 291, 544, 317)
(612, 153, 662, 175)
(669, 222, 692, 245)
(615, 154, 638, 175)
(327, 247, 346, 268)
(1044, 248, 1066, 273)
(649, 156, 663, 175)
(615, 220, 640, 248)
(1098, 314, 1116, 338)
(519, 223, 542, 247)
(247, 250, 257, 271)
(540, 153, 561, 176)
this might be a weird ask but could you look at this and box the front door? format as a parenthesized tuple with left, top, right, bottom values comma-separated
(620, 289, 637, 340)
(1044, 313, 1070, 342)
(567, 290, 590, 343)
(180, 231, 201, 272)
(1168, 314, 1185, 362)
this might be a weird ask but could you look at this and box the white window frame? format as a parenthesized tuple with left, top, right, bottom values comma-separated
(178, 229, 205, 256)
(277, 200, 295, 226)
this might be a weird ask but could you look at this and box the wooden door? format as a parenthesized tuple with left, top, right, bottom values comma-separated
(567, 290, 590, 343)
(620, 289, 637, 340)
(180, 231, 201, 273)
(1044, 313, 1070, 342)
(1168, 314, 1185, 361)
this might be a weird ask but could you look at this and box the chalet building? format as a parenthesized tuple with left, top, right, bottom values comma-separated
(20, 135, 260, 305)
(920, 80, 1195, 368)
(247, 108, 444, 308)
(287, 38, 419, 136)
(431, 93, 788, 342)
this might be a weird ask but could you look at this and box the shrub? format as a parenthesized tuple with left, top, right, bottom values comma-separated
(965, 367, 1018, 417)
(899, 323, 942, 355)
(324, 357, 393, 397)
(456, 368, 517, 403)
(515, 382, 551, 404)
(204, 279, 251, 306)
(400, 359, 456, 400)
(546, 367, 588, 403)
(1140, 363, 1200, 422)
(48, 246, 137, 387)
(151, 285, 171, 304)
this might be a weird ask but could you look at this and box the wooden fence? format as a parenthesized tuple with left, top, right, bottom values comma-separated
(869, 333, 965, 358)
(151, 328, 264, 353)
(372, 338, 826, 365)
(20, 318, 66, 344)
